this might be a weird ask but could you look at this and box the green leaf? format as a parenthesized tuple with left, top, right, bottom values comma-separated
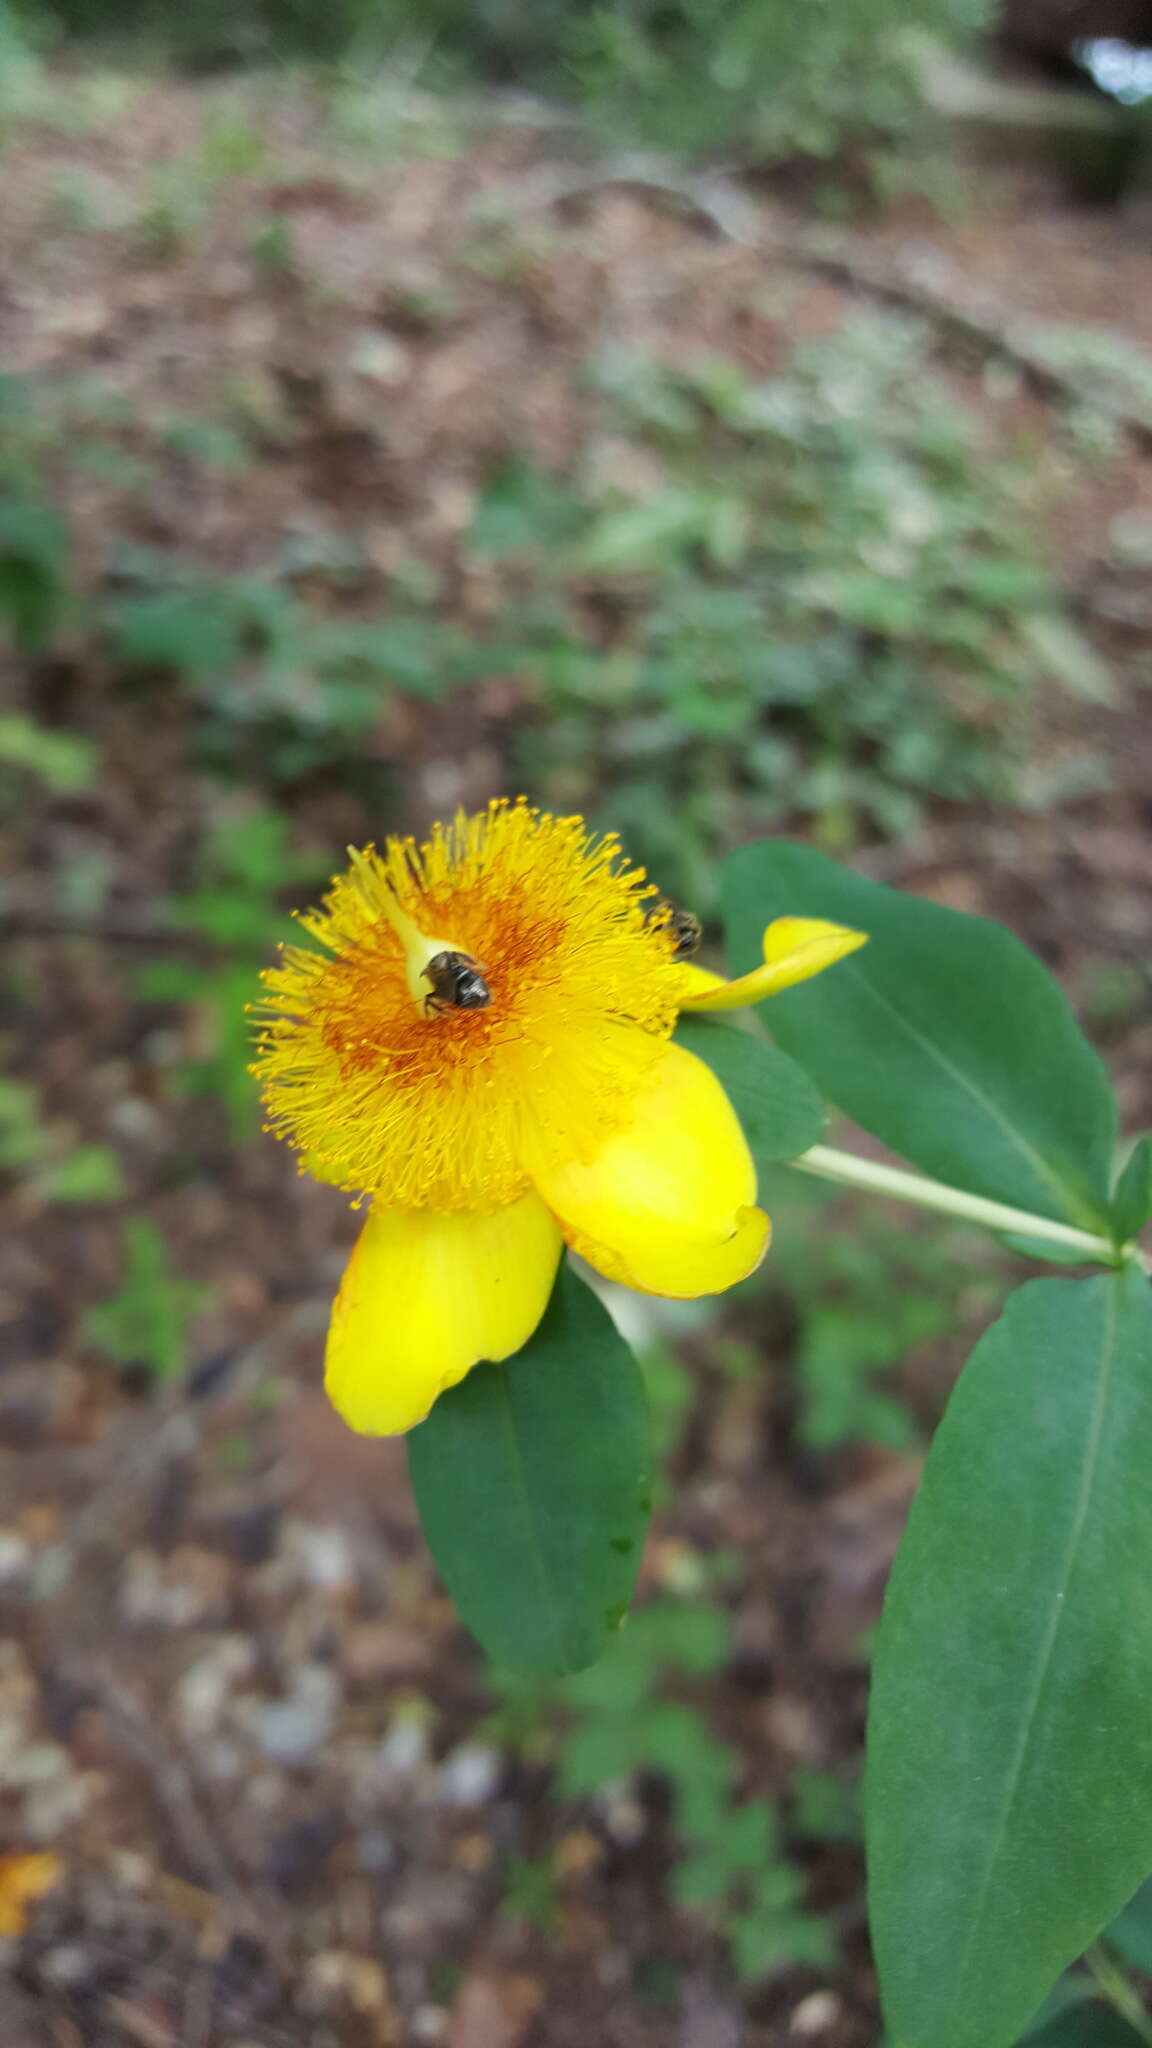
(1102, 1874, 1152, 1974)
(0, 715, 94, 792)
(1017, 1977, 1096, 2039)
(674, 1018, 825, 1163)
(84, 1218, 207, 1382)
(1019, 613, 1117, 706)
(408, 1266, 652, 1676)
(1112, 1137, 1152, 1244)
(0, 498, 69, 651)
(111, 592, 239, 677)
(38, 1143, 124, 1204)
(723, 841, 1116, 1232)
(868, 1266, 1152, 2048)
(579, 489, 718, 572)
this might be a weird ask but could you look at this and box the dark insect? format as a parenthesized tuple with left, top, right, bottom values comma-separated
(422, 949, 492, 1015)
(646, 899, 702, 960)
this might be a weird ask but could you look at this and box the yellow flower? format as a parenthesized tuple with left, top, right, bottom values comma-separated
(253, 800, 864, 1436)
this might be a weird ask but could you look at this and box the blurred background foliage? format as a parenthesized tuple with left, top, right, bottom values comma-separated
(9, 0, 992, 161)
(0, 309, 1110, 913)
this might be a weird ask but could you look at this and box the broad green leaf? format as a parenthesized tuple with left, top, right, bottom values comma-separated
(1102, 1874, 1152, 1974)
(723, 842, 1116, 1232)
(868, 1266, 1152, 2048)
(1112, 1137, 1152, 1244)
(674, 1019, 825, 1164)
(408, 1266, 651, 1676)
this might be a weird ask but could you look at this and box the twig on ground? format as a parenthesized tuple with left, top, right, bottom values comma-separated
(493, 153, 1152, 447)
(88, 1661, 246, 1914)
(33, 1300, 328, 1592)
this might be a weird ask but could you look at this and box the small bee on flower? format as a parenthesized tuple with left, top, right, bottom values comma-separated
(644, 898, 703, 960)
(420, 948, 491, 1015)
(252, 799, 864, 1437)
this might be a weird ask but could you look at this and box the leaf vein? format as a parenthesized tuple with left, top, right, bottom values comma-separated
(954, 1276, 1120, 2000)
(830, 959, 1101, 1230)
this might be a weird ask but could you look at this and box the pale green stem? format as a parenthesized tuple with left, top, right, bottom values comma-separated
(1086, 1941, 1152, 2045)
(790, 1142, 1136, 1269)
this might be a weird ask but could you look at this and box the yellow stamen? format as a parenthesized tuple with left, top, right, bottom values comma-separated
(253, 800, 687, 1209)
(346, 846, 468, 1009)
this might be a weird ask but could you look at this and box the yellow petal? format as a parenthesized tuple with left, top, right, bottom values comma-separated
(325, 1192, 564, 1435)
(530, 1042, 770, 1298)
(677, 916, 867, 1012)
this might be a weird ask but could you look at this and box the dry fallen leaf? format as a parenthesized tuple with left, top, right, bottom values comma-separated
(0, 1851, 63, 1937)
(448, 1968, 544, 2048)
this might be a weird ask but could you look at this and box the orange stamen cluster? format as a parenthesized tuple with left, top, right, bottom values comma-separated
(252, 800, 690, 1210)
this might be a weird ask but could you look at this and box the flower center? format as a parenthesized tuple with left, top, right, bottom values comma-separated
(346, 848, 476, 1012)
(253, 801, 690, 1210)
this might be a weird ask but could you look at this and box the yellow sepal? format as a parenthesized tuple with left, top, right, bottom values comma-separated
(325, 1191, 564, 1435)
(531, 1041, 770, 1299)
(677, 916, 867, 1013)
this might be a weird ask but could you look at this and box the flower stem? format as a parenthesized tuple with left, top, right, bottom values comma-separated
(1086, 1942, 1152, 2045)
(790, 1142, 1129, 1267)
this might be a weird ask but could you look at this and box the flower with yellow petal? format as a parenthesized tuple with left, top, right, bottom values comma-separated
(253, 800, 865, 1437)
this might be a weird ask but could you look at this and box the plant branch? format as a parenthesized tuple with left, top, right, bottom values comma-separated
(790, 1142, 1139, 1268)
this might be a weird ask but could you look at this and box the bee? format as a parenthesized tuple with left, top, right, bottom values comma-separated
(422, 949, 492, 1015)
(645, 898, 702, 960)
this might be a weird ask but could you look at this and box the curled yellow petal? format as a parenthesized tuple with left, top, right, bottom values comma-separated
(530, 1041, 770, 1299)
(677, 916, 867, 1013)
(325, 1192, 564, 1436)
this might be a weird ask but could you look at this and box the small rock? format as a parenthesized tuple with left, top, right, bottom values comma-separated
(679, 1976, 743, 2048)
(283, 1520, 357, 1593)
(763, 1692, 823, 1764)
(376, 1707, 431, 1777)
(25, 1768, 102, 1839)
(448, 1969, 543, 2048)
(453, 1833, 493, 1874)
(437, 1743, 500, 1809)
(357, 1829, 398, 1875)
(244, 1663, 340, 1764)
(305, 1947, 396, 2018)
(0, 1532, 31, 1583)
(411, 2009, 448, 2043)
(119, 1548, 232, 1629)
(341, 1622, 431, 1686)
(203, 1740, 244, 1782)
(595, 1788, 647, 1846)
(345, 330, 411, 386)
(4, 1741, 68, 1787)
(39, 1942, 90, 1988)
(174, 1636, 256, 1740)
(789, 1989, 842, 2036)
(554, 1829, 601, 1879)
(106, 1096, 164, 1146)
